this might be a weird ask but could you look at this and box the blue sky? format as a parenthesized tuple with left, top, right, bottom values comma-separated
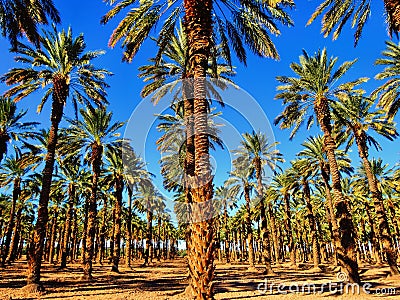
(0, 0, 399, 214)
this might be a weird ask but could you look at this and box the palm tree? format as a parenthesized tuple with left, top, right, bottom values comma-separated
(373, 41, 400, 118)
(58, 157, 83, 269)
(0, 0, 60, 48)
(134, 181, 164, 266)
(0, 151, 36, 265)
(232, 131, 283, 274)
(1, 26, 111, 290)
(274, 48, 365, 283)
(307, 0, 400, 46)
(0, 97, 38, 162)
(270, 170, 298, 266)
(102, 1, 294, 296)
(225, 165, 256, 269)
(333, 91, 399, 275)
(297, 135, 353, 265)
(291, 159, 321, 269)
(64, 107, 124, 280)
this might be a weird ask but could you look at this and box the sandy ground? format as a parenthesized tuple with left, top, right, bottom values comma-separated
(0, 258, 399, 299)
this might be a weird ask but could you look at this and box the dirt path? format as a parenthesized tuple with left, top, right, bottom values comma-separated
(0, 259, 399, 299)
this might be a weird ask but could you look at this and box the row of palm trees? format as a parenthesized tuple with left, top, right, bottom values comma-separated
(0, 0, 399, 299)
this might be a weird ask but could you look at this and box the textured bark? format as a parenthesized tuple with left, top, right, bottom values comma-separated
(111, 174, 123, 272)
(184, 0, 215, 298)
(354, 130, 399, 275)
(2, 177, 20, 265)
(82, 143, 102, 280)
(365, 202, 382, 264)
(314, 97, 360, 283)
(27, 75, 66, 288)
(60, 184, 75, 268)
(302, 179, 321, 268)
(244, 185, 255, 267)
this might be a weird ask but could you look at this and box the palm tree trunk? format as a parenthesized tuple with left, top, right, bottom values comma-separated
(320, 164, 338, 265)
(283, 193, 296, 266)
(7, 205, 22, 263)
(314, 98, 360, 284)
(60, 185, 75, 268)
(48, 212, 58, 264)
(126, 186, 133, 267)
(244, 185, 255, 268)
(223, 202, 230, 263)
(144, 210, 153, 265)
(302, 179, 321, 269)
(26, 76, 66, 290)
(111, 175, 123, 272)
(2, 177, 20, 265)
(254, 158, 274, 274)
(0, 133, 9, 162)
(184, 0, 215, 298)
(354, 133, 399, 275)
(83, 143, 102, 280)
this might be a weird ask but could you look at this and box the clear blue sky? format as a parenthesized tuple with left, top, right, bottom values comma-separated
(0, 1, 399, 215)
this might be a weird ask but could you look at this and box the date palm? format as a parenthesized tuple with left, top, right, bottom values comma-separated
(0, 0, 60, 48)
(232, 131, 283, 274)
(291, 159, 321, 269)
(63, 107, 124, 280)
(0, 151, 36, 265)
(307, 0, 400, 46)
(297, 135, 353, 265)
(1, 26, 111, 290)
(373, 40, 400, 118)
(333, 91, 399, 274)
(0, 97, 38, 162)
(274, 48, 365, 283)
(270, 170, 298, 267)
(225, 165, 256, 269)
(102, 1, 294, 296)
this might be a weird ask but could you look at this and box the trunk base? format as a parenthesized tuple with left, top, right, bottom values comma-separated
(261, 268, 276, 276)
(111, 266, 119, 273)
(247, 266, 258, 272)
(80, 274, 94, 281)
(21, 283, 45, 294)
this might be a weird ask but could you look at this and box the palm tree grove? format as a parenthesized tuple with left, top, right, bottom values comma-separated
(1, 0, 400, 299)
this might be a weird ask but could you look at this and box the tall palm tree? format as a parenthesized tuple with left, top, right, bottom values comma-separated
(297, 135, 353, 265)
(270, 170, 298, 267)
(333, 91, 399, 275)
(58, 157, 83, 269)
(274, 48, 365, 283)
(373, 40, 400, 118)
(63, 107, 124, 280)
(225, 165, 256, 269)
(291, 159, 321, 269)
(102, 1, 294, 296)
(232, 131, 283, 274)
(0, 0, 60, 48)
(307, 0, 400, 46)
(1, 27, 111, 290)
(0, 97, 38, 162)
